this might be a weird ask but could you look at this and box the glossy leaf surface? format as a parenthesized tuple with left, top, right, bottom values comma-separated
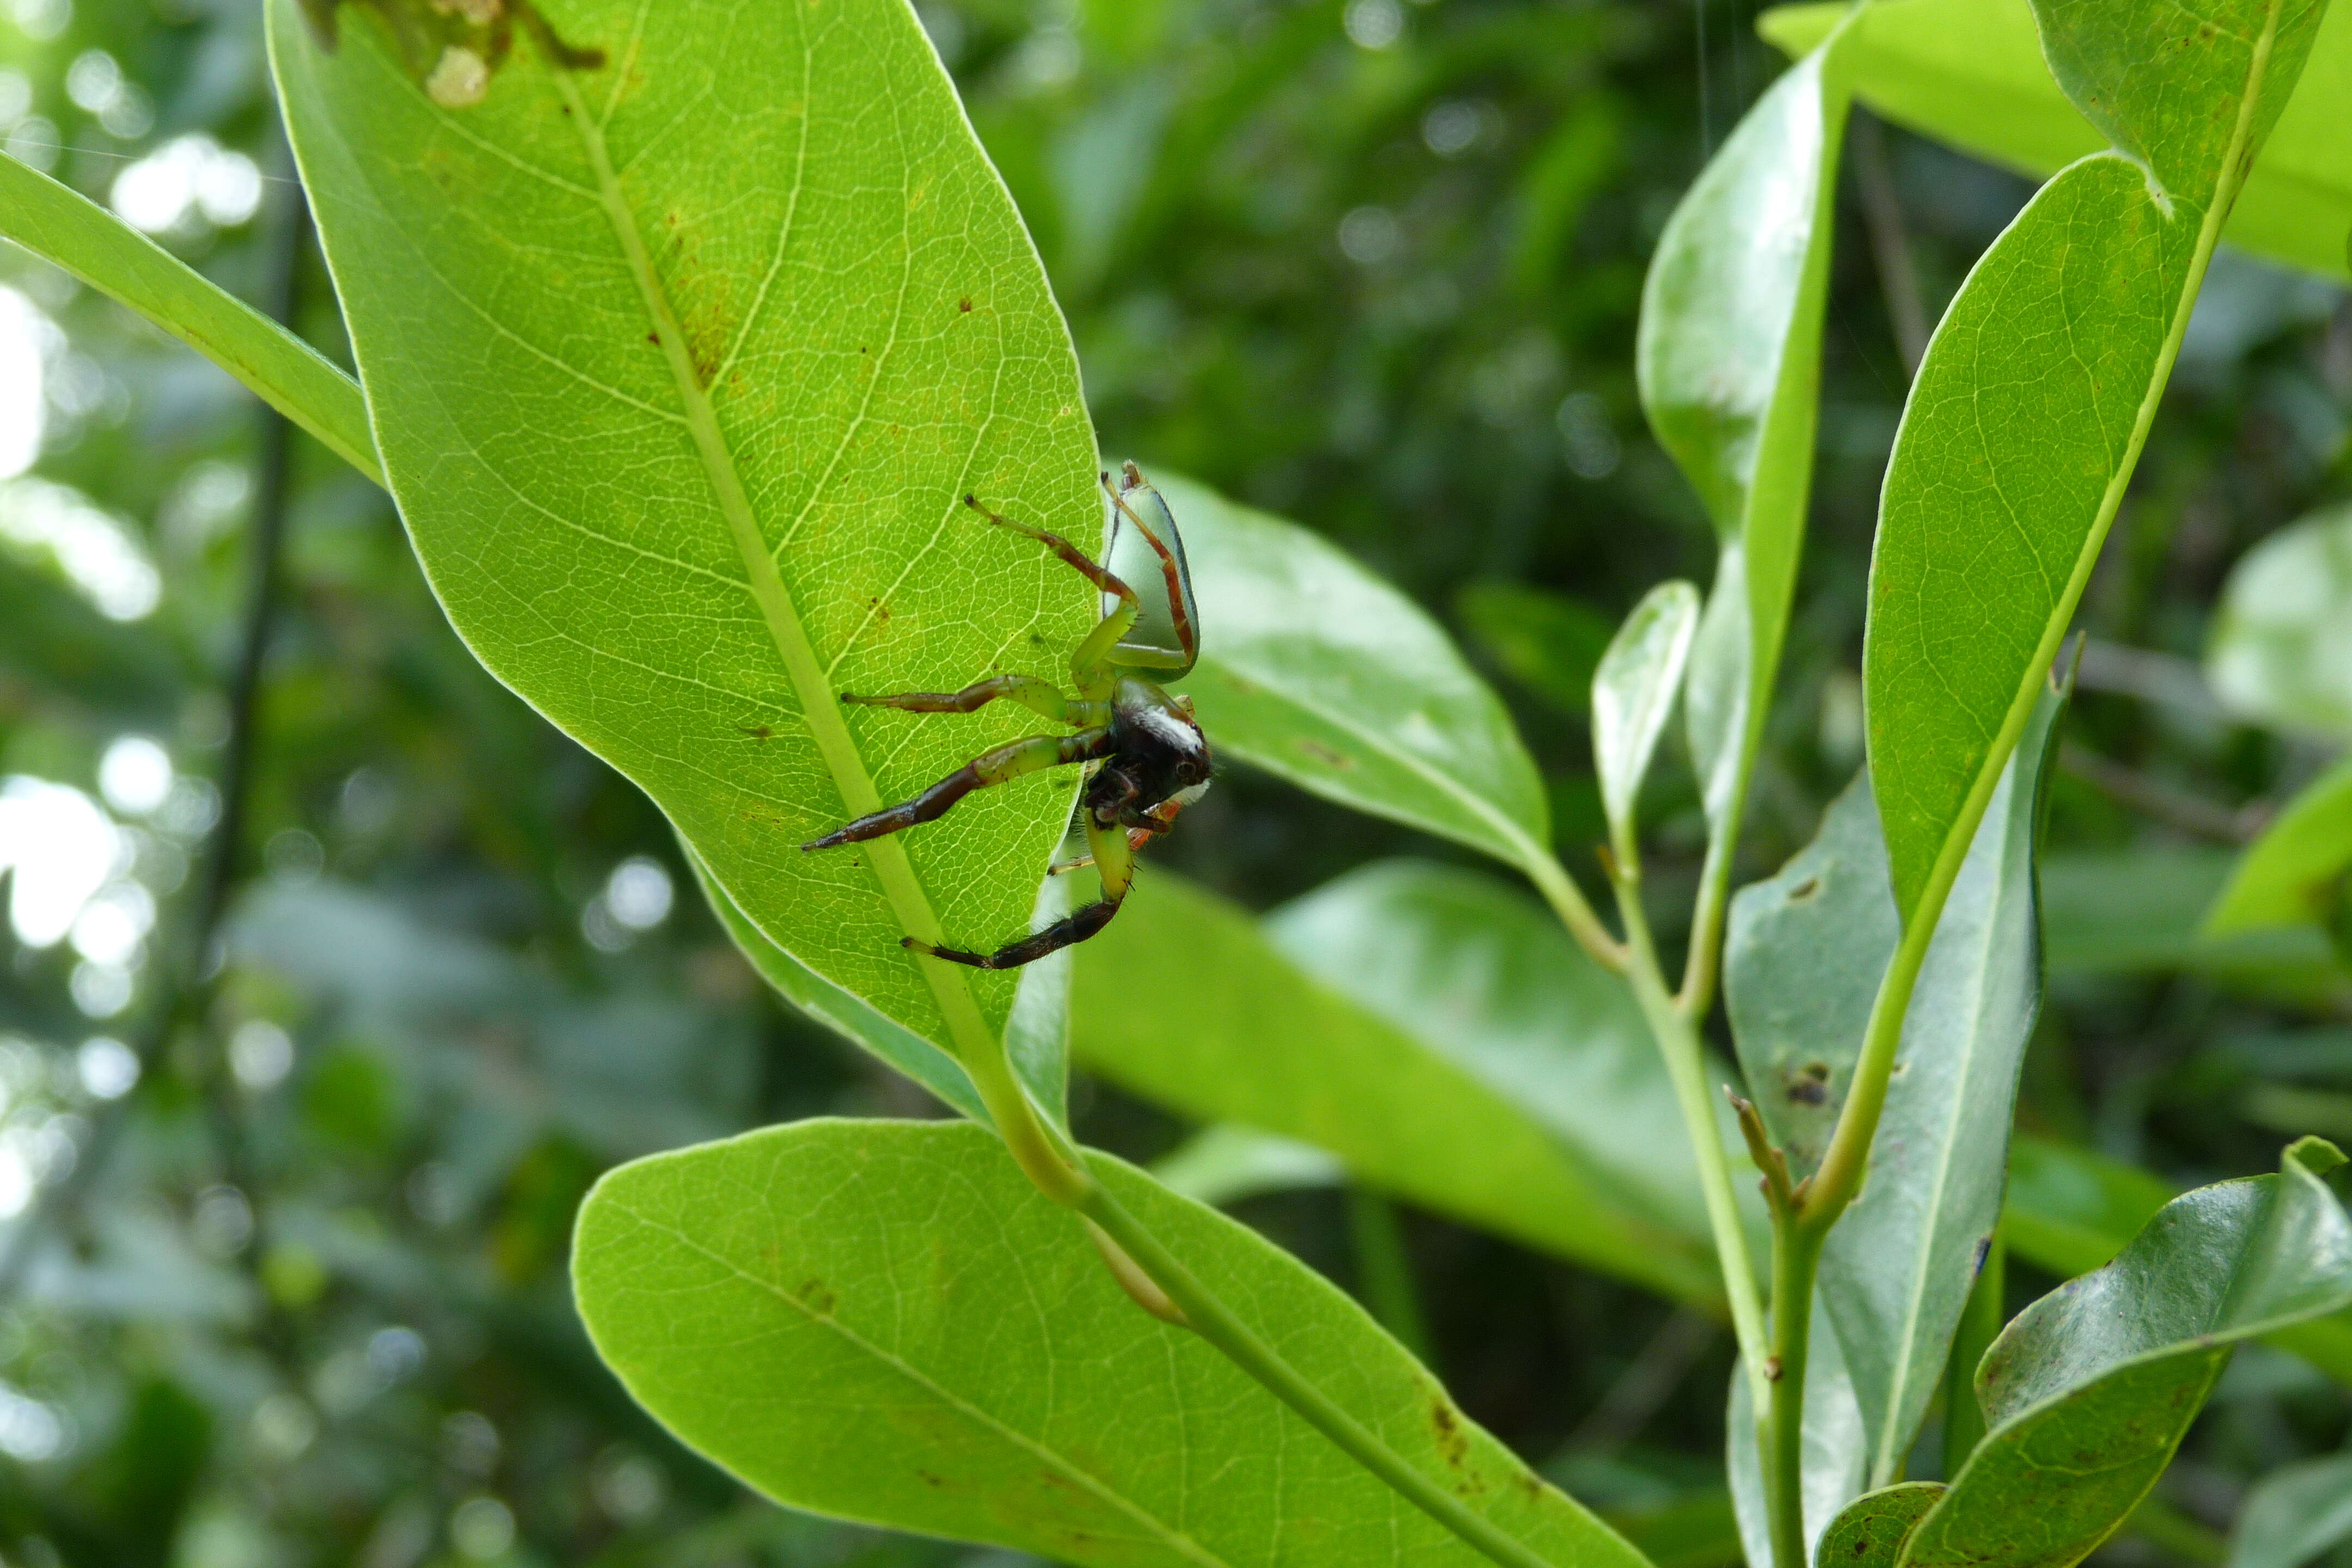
(1861, 0, 2324, 926)
(2003, 1135, 2352, 1387)
(1156, 475, 1554, 874)
(574, 1118, 1649, 1568)
(1069, 866, 1720, 1303)
(1638, 33, 1847, 841)
(2228, 1453, 2352, 1568)
(1728, 679, 2063, 1483)
(1760, 0, 2352, 281)
(2206, 757, 2352, 939)
(1591, 581, 1699, 848)
(273, 0, 1100, 1059)
(1898, 1141, 2352, 1568)
(0, 150, 382, 482)
(2206, 502, 2352, 742)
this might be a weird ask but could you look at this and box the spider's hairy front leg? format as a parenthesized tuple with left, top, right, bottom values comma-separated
(961, 493, 1139, 696)
(800, 728, 1112, 850)
(914, 812, 1138, 970)
(840, 673, 1091, 727)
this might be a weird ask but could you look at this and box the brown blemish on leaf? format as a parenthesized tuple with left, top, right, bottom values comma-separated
(958, 297, 972, 313)
(1430, 1399, 1469, 1471)
(737, 723, 773, 740)
(794, 1277, 837, 1314)
(1787, 875, 1821, 902)
(1298, 739, 1355, 769)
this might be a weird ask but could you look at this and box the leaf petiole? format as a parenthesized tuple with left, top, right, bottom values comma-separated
(1610, 868, 1771, 1411)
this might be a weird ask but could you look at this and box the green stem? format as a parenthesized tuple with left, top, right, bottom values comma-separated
(1077, 1180, 1560, 1568)
(1675, 821, 1736, 1022)
(1522, 850, 1628, 974)
(1614, 875, 1771, 1409)
(1763, 1217, 1825, 1568)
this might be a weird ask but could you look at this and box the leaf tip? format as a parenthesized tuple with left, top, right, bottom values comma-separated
(2287, 1136, 2348, 1180)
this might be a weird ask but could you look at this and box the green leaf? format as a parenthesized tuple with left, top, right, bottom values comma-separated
(1827, 679, 2062, 1484)
(1759, 0, 2352, 282)
(2206, 501, 2352, 742)
(1638, 30, 1848, 847)
(1815, 1483, 1945, 1568)
(2039, 846, 2349, 1004)
(2002, 1134, 2352, 1388)
(1724, 776, 1898, 1179)
(1155, 475, 1555, 875)
(1454, 581, 1615, 718)
(1726, 676, 2065, 1484)
(684, 844, 1071, 1127)
(1149, 1124, 1344, 1209)
(272, 0, 1103, 1062)
(2228, 1452, 2352, 1568)
(1592, 581, 1699, 852)
(2206, 757, 2352, 939)
(1896, 1142, 2352, 1568)
(1860, 0, 2326, 929)
(0, 150, 382, 483)
(573, 1117, 1651, 1568)
(1069, 866, 1722, 1304)
(1725, 1316, 1865, 1567)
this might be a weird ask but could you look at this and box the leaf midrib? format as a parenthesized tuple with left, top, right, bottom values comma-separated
(609, 1195, 1235, 1568)
(543, 56, 999, 1061)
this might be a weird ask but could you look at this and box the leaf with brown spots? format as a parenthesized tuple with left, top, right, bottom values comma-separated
(576, 1119, 1654, 1567)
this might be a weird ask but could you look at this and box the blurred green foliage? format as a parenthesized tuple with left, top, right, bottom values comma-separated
(0, 0, 2345, 1564)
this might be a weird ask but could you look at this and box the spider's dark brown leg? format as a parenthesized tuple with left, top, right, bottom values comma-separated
(801, 728, 1111, 850)
(841, 673, 1086, 726)
(911, 812, 1138, 969)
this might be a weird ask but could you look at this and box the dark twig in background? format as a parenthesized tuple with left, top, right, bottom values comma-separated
(2060, 742, 2270, 845)
(1851, 108, 1930, 376)
(0, 157, 310, 1305)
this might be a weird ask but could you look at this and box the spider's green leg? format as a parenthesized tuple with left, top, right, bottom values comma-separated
(801, 727, 1112, 850)
(960, 494, 1139, 697)
(841, 673, 1080, 725)
(912, 813, 1137, 970)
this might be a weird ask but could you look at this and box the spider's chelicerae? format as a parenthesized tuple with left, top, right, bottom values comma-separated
(803, 462, 1211, 970)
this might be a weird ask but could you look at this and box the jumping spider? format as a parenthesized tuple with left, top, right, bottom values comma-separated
(803, 463, 1211, 970)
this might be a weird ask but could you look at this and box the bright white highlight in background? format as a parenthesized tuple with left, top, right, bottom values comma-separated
(76, 1036, 138, 1100)
(110, 134, 264, 234)
(99, 736, 173, 815)
(229, 1020, 294, 1092)
(70, 880, 154, 966)
(0, 287, 47, 480)
(0, 778, 121, 948)
(605, 857, 674, 930)
(0, 479, 162, 620)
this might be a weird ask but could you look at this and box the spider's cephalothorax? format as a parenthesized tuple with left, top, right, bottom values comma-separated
(801, 463, 1210, 970)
